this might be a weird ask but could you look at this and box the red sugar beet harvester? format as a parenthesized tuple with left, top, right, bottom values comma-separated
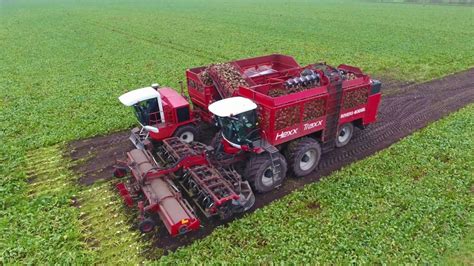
(114, 54, 382, 236)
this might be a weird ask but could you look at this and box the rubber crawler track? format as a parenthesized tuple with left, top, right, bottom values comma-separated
(68, 68, 473, 254)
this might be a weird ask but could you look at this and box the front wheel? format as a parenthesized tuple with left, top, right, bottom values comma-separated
(173, 124, 198, 143)
(335, 123, 354, 147)
(245, 152, 287, 193)
(138, 218, 156, 233)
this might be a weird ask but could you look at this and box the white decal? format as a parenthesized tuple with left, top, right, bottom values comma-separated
(340, 107, 366, 119)
(303, 120, 323, 131)
(275, 128, 298, 140)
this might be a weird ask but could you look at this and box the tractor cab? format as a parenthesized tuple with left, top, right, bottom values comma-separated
(119, 84, 196, 148)
(208, 97, 260, 151)
(119, 84, 164, 127)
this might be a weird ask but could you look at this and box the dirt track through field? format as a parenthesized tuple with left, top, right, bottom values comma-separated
(68, 68, 474, 253)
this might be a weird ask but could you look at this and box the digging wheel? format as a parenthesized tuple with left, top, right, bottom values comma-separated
(173, 124, 198, 143)
(335, 123, 354, 147)
(245, 152, 287, 193)
(286, 137, 321, 177)
(138, 218, 156, 233)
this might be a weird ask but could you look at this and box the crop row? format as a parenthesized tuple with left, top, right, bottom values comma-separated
(76, 181, 149, 264)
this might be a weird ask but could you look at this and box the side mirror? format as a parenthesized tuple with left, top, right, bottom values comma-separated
(144, 125, 159, 133)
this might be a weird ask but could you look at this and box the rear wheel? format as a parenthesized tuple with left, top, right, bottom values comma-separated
(173, 124, 198, 143)
(245, 152, 287, 193)
(286, 138, 321, 177)
(336, 123, 354, 147)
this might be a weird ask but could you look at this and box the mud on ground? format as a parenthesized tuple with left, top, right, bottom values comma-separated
(68, 68, 474, 253)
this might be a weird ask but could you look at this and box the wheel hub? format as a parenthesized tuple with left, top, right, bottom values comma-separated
(180, 132, 194, 143)
(299, 150, 317, 171)
(338, 127, 349, 143)
(301, 154, 310, 163)
(142, 223, 153, 232)
(264, 168, 274, 178)
(261, 167, 276, 186)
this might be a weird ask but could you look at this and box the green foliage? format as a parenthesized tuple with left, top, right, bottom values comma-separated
(0, 0, 472, 263)
(76, 181, 149, 264)
(1, 0, 473, 148)
(158, 104, 474, 264)
(0, 146, 92, 264)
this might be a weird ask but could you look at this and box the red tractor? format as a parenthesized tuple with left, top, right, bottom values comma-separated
(119, 85, 198, 148)
(115, 54, 382, 236)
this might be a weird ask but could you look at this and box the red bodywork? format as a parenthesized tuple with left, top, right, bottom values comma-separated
(146, 88, 197, 140)
(148, 54, 381, 148)
(186, 54, 382, 147)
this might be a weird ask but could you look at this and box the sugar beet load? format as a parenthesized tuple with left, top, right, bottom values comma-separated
(115, 54, 382, 236)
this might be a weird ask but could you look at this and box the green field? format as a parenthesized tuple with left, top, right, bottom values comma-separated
(0, 0, 473, 263)
(159, 104, 474, 264)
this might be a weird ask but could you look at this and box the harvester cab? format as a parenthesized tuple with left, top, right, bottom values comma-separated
(119, 84, 164, 148)
(119, 84, 197, 149)
(208, 97, 261, 151)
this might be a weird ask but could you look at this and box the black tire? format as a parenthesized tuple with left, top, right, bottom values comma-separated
(138, 218, 156, 233)
(286, 138, 321, 177)
(244, 152, 287, 193)
(173, 124, 198, 143)
(335, 123, 354, 148)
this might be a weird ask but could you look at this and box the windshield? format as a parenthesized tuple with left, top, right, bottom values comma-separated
(217, 110, 258, 145)
(133, 98, 159, 125)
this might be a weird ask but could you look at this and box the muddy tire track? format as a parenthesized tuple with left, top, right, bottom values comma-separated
(68, 68, 473, 253)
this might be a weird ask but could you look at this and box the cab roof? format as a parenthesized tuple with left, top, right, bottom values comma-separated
(119, 87, 159, 106)
(158, 88, 189, 108)
(208, 97, 257, 117)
